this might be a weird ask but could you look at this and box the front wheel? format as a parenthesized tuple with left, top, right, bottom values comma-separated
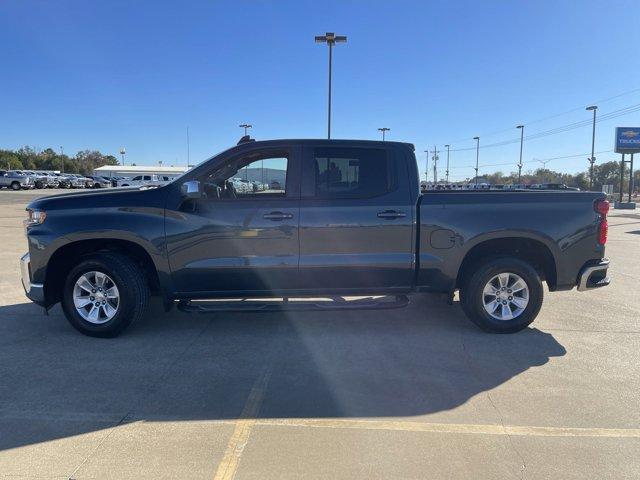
(460, 257, 543, 333)
(61, 253, 149, 337)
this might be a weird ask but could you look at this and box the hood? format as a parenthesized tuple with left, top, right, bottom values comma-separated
(27, 185, 170, 211)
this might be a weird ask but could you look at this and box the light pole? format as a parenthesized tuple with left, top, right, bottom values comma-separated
(60, 146, 65, 173)
(444, 144, 450, 183)
(516, 125, 524, 184)
(315, 32, 347, 139)
(239, 123, 252, 137)
(378, 127, 390, 141)
(586, 105, 597, 189)
(119, 147, 126, 166)
(473, 136, 480, 185)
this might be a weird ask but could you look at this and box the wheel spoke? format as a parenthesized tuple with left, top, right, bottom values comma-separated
(500, 303, 513, 319)
(103, 302, 117, 318)
(511, 279, 527, 293)
(94, 272, 106, 288)
(105, 287, 118, 299)
(74, 296, 92, 309)
(483, 283, 497, 296)
(498, 273, 510, 288)
(87, 304, 100, 322)
(511, 296, 528, 309)
(77, 275, 95, 293)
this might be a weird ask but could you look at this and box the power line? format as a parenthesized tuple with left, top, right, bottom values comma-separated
(442, 86, 640, 145)
(447, 103, 640, 152)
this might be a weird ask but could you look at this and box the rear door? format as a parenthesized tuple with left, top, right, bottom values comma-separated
(297, 143, 415, 291)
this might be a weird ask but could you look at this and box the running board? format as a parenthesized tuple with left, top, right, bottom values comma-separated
(176, 295, 410, 314)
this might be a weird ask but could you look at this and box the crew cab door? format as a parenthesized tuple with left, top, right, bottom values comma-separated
(164, 145, 301, 295)
(298, 144, 415, 291)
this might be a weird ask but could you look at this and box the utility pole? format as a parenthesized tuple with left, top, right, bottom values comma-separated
(516, 125, 524, 184)
(60, 146, 65, 173)
(315, 32, 347, 139)
(586, 105, 598, 189)
(423, 150, 429, 185)
(378, 127, 390, 141)
(473, 136, 480, 185)
(430, 146, 439, 184)
(444, 144, 450, 183)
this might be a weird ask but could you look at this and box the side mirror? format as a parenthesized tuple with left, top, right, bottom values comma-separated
(181, 180, 203, 199)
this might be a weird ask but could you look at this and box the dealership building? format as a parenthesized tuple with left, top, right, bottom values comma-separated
(93, 165, 189, 179)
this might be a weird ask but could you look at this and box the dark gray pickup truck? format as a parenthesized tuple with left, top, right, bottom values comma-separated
(20, 139, 610, 337)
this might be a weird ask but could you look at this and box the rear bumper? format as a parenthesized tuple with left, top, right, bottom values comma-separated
(577, 258, 610, 292)
(20, 253, 45, 304)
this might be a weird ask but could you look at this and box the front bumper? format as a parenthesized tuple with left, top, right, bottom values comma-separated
(577, 258, 610, 292)
(20, 253, 45, 304)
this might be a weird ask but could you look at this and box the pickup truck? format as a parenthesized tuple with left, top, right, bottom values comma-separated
(20, 139, 610, 337)
(0, 170, 33, 190)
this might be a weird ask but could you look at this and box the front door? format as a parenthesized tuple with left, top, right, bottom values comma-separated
(165, 145, 301, 295)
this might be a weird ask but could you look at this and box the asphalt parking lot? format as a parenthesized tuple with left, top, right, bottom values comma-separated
(0, 189, 638, 479)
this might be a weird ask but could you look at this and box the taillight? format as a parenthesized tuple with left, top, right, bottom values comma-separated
(594, 199, 609, 245)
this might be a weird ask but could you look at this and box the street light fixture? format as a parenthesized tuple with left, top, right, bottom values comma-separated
(378, 127, 390, 141)
(239, 123, 252, 137)
(586, 105, 598, 190)
(119, 147, 126, 166)
(315, 32, 347, 139)
(473, 136, 480, 185)
(444, 144, 450, 183)
(516, 125, 524, 184)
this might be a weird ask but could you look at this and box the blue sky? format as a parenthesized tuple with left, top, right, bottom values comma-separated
(1, 0, 639, 180)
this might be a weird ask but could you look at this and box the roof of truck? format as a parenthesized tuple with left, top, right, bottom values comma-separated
(236, 138, 415, 150)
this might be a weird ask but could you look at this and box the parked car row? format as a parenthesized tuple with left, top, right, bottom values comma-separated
(422, 182, 580, 192)
(0, 170, 98, 190)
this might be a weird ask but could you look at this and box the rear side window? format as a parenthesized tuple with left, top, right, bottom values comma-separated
(143, 176, 151, 181)
(313, 147, 393, 198)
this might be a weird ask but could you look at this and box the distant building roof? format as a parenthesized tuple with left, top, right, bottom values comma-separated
(94, 165, 189, 174)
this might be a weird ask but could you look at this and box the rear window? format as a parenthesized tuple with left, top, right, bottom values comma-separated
(313, 147, 394, 198)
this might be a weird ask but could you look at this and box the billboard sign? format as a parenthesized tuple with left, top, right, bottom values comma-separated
(615, 127, 640, 153)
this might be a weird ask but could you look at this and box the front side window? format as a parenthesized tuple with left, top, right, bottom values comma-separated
(132, 176, 142, 181)
(313, 147, 393, 198)
(199, 151, 289, 200)
(143, 176, 151, 181)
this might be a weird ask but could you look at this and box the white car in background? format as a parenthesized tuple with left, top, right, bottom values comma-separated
(117, 174, 173, 188)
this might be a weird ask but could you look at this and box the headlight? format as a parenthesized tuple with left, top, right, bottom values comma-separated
(24, 209, 46, 228)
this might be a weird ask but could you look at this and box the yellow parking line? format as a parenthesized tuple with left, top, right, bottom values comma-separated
(213, 364, 273, 480)
(254, 418, 640, 438)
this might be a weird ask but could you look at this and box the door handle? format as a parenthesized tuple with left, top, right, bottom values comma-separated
(377, 210, 406, 219)
(263, 211, 293, 221)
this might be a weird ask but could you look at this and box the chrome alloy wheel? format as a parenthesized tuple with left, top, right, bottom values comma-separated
(73, 271, 120, 324)
(482, 272, 529, 321)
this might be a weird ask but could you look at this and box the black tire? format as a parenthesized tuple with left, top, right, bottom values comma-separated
(61, 253, 149, 338)
(10, 181, 21, 191)
(460, 257, 543, 333)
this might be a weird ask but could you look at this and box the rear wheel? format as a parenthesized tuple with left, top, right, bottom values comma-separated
(10, 181, 21, 191)
(61, 253, 149, 337)
(460, 257, 543, 333)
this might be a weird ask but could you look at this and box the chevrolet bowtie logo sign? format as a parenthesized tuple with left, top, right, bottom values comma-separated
(615, 127, 640, 154)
